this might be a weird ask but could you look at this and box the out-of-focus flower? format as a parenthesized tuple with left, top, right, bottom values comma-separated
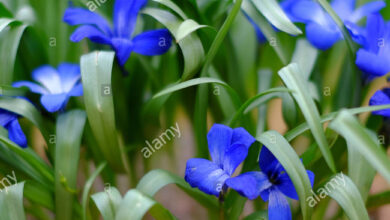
(0, 109, 27, 148)
(226, 146, 314, 220)
(369, 88, 390, 117)
(184, 124, 256, 196)
(13, 63, 83, 113)
(282, 0, 385, 50)
(347, 14, 390, 78)
(63, 0, 172, 66)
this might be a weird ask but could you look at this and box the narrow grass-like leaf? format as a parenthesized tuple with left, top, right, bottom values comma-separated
(136, 169, 218, 210)
(152, 0, 187, 19)
(251, 0, 302, 35)
(257, 131, 313, 220)
(243, 210, 268, 220)
(327, 174, 369, 220)
(0, 182, 26, 220)
(0, 22, 27, 84)
(285, 104, 390, 141)
(92, 186, 122, 220)
(142, 8, 205, 80)
(279, 63, 336, 172)
(176, 19, 209, 42)
(80, 51, 124, 171)
(115, 189, 175, 220)
(24, 180, 54, 210)
(291, 39, 318, 79)
(0, 85, 27, 96)
(329, 110, 390, 183)
(367, 191, 390, 209)
(153, 77, 240, 106)
(228, 87, 292, 126)
(82, 162, 107, 220)
(55, 110, 86, 220)
(241, 0, 288, 64)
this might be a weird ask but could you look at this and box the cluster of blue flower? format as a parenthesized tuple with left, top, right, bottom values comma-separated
(0, 0, 172, 148)
(185, 124, 314, 220)
(248, 0, 390, 118)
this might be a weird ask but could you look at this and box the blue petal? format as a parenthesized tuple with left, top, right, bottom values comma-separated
(289, 1, 328, 25)
(369, 89, 390, 117)
(259, 146, 285, 177)
(349, 1, 386, 23)
(132, 29, 172, 56)
(226, 171, 272, 200)
(307, 170, 315, 187)
(70, 25, 112, 44)
(12, 81, 48, 95)
(223, 143, 250, 176)
(63, 8, 112, 35)
(231, 127, 256, 149)
(68, 83, 83, 97)
(356, 49, 390, 77)
(330, 0, 355, 20)
(276, 172, 299, 200)
(306, 22, 342, 50)
(40, 94, 69, 113)
(0, 109, 17, 127)
(207, 124, 233, 166)
(111, 38, 134, 66)
(345, 21, 366, 45)
(365, 13, 386, 52)
(184, 158, 230, 196)
(5, 119, 27, 148)
(57, 63, 81, 93)
(113, 0, 147, 38)
(32, 65, 62, 94)
(268, 189, 292, 220)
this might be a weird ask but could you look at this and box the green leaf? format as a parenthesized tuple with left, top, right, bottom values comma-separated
(136, 169, 218, 211)
(142, 8, 205, 80)
(347, 130, 377, 201)
(251, 0, 302, 35)
(151, 0, 187, 19)
(55, 110, 86, 220)
(285, 104, 390, 141)
(291, 39, 318, 80)
(279, 63, 336, 172)
(82, 162, 107, 220)
(0, 85, 27, 96)
(176, 19, 209, 42)
(367, 191, 390, 209)
(153, 77, 240, 106)
(243, 210, 268, 220)
(241, 0, 288, 64)
(327, 174, 369, 220)
(0, 182, 26, 220)
(92, 187, 122, 220)
(80, 51, 125, 171)
(228, 87, 292, 126)
(24, 180, 54, 210)
(0, 22, 27, 84)
(329, 110, 390, 183)
(257, 131, 313, 220)
(115, 189, 175, 220)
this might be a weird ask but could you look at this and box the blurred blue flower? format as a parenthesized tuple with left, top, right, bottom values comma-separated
(226, 146, 314, 220)
(282, 0, 385, 50)
(13, 63, 83, 113)
(63, 0, 172, 66)
(347, 14, 390, 78)
(184, 124, 256, 196)
(0, 109, 27, 148)
(369, 88, 390, 117)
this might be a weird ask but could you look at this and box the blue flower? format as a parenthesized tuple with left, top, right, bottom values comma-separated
(347, 14, 390, 78)
(13, 63, 83, 113)
(226, 146, 314, 220)
(0, 109, 27, 148)
(63, 0, 172, 66)
(369, 88, 390, 117)
(184, 124, 256, 196)
(282, 0, 385, 50)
